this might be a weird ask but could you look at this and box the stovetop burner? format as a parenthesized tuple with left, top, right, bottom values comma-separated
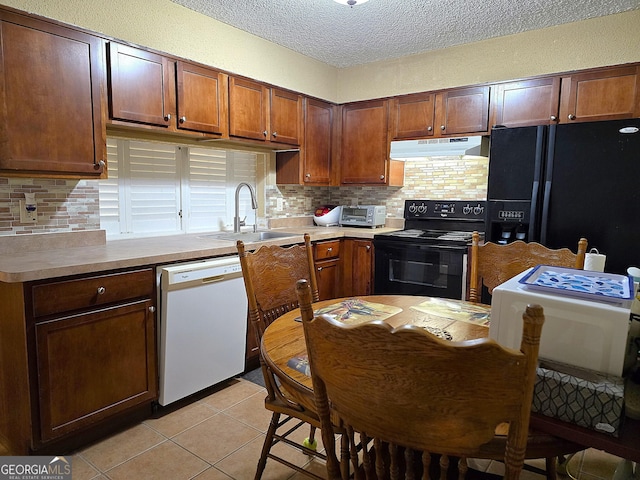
(374, 200, 486, 246)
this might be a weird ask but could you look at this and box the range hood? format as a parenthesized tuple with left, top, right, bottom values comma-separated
(390, 136, 488, 159)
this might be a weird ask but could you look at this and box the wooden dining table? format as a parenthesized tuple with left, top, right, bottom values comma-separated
(261, 294, 640, 466)
(261, 294, 585, 470)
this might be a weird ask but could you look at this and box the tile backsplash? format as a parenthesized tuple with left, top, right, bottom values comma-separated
(0, 155, 488, 236)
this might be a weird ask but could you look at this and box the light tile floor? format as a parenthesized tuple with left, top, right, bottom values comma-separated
(30, 378, 632, 479)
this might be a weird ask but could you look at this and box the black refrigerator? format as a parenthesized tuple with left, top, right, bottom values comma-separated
(486, 118, 640, 275)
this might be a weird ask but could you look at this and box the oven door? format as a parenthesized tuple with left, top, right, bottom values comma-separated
(373, 239, 467, 299)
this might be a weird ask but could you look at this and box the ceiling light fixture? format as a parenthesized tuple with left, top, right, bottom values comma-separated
(333, 0, 370, 6)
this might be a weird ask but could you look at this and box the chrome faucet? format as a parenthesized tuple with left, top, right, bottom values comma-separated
(234, 182, 258, 233)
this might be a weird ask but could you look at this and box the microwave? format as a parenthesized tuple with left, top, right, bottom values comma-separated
(490, 269, 631, 377)
(339, 205, 386, 228)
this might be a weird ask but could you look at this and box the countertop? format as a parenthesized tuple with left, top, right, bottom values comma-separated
(0, 225, 401, 283)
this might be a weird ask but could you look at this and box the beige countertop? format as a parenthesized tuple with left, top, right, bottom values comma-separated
(0, 225, 401, 283)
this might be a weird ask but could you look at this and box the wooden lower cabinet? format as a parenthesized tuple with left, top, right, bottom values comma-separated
(0, 268, 157, 454)
(314, 239, 341, 300)
(342, 239, 374, 297)
(35, 300, 156, 443)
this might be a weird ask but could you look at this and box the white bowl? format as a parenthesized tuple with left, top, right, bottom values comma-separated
(314, 206, 342, 226)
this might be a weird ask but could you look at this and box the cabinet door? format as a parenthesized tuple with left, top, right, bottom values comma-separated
(176, 61, 228, 135)
(304, 98, 334, 184)
(351, 240, 374, 296)
(107, 42, 173, 127)
(435, 86, 490, 136)
(342, 239, 374, 296)
(35, 300, 156, 442)
(559, 66, 640, 123)
(316, 259, 341, 300)
(341, 100, 390, 185)
(270, 88, 302, 145)
(0, 17, 105, 176)
(229, 77, 269, 141)
(390, 92, 435, 139)
(493, 77, 560, 128)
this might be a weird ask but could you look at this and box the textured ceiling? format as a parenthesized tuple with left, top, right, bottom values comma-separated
(170, 0, 640, 68)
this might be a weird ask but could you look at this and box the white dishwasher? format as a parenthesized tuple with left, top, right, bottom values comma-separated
(157, 256, 247, 406)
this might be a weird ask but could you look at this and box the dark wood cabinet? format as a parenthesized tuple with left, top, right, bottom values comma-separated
(229, 77, 269, 141)
(559, 65, 640, 123)
(107, 42, 173, 127)
(0, 13, 105, 177)
(390, 92, 436, 139)
(314, 239, 341, 300)
(276, 97, 335, 185)
(492, 77, 561, 128)
(342, 239, 374, 297)
(229, 76, 302, 146)
(434, 86, 491, 136)
(270, 88, 303, 145)
(176, 61, 228, 135)
(341, 100, 394, 185)
(0, 268, 157, 453)
(108, 44, 228, 137)
(35, 300, 156, 442)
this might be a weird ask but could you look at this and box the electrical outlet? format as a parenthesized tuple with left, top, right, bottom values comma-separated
(20, 200, 37, 223)
(276, 198, 284, 211)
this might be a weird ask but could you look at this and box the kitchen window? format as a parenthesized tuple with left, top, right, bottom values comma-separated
(99, 138, 262, 239)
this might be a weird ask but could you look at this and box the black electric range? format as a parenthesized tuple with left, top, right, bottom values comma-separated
(373, 200, 486, 299)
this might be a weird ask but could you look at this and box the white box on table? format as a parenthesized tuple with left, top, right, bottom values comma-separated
(489, 269, 631, 377)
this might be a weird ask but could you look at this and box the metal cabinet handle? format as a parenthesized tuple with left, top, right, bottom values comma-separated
(380, 175, 385, 180)
(94, 159, 106, 170)
(263, 130, 268, 137)
(164, 113, 172, 121)
(550, 115, 557, 121)
(179, 116, 186, 123)
(305, 173, 311, 178)
(366, 245, 371, 251)
(427, 126, 433, 131)
(327, 247, 333, 253)
(272, 132, 278, 138)
(97, 286, 106, 295)
(440, 125, 446, 130)
(149, 306, 156, 313)
(568, 114, 576, 120)
(317, 266, 323, 272)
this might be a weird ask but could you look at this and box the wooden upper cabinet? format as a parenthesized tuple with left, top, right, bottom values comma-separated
(340, 100, 391, 185)
(559, 65, 640, 123)
(276, 97, 334, 185)
(176, 61, 228, 136)
(435, 86, 490, 136)
(229, 77, 302, 146)
(0, 14, 105, 177)
(492, 77, 561, 128)
(270, 88, 303, 145)
(107, 42, 173, 127)
(390, 92, 435, 139)
(303, 98, 333, 184)
(228, 77, 269, 141)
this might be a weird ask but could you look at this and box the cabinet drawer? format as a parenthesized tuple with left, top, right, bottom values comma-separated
(314, 240, 340, 260)
(31, 269, 154, 318)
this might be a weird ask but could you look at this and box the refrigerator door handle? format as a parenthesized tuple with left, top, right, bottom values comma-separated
(529, 126, 546, 241)
(529, 180, 539, 240)
(539, 125, 556, 244)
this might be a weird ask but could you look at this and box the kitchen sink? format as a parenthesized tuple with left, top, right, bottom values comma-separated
(199, 231, 298, 243)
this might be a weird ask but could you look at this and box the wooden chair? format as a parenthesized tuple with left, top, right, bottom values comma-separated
(297, 278, 546, 480)
(237, 233, 325, 480)
(469, 232, 588, 303)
